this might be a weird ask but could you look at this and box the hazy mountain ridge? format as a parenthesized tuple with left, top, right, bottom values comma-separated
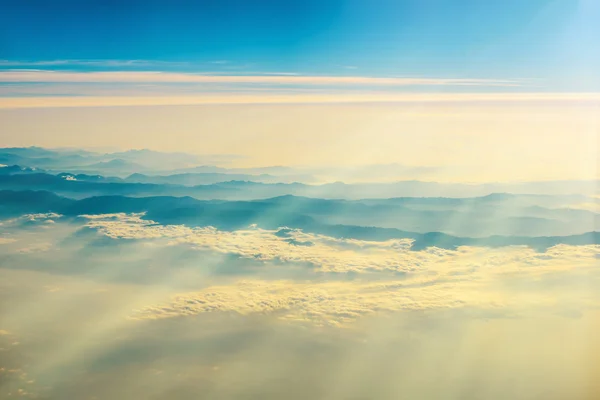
(1, 170, 598, 201)
(2, 148, 598, 193)
(1, 146, 597, 240)
(123, 172, 307, 185)
(1, 190, 598, 243)
(0, 147, 308, 180)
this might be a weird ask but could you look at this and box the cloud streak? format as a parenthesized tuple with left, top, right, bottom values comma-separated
(131, 270, 600, 326)
(2, 93, 599, 109)
(0, 59, 191, 68)
(0, 70, 519, 86)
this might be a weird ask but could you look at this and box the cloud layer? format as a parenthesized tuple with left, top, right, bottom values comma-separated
(84, 213, 599, 274)
(2, 208, 599, 398)
(77, 213, 600, 326)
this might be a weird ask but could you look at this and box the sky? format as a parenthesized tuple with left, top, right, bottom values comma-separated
(1, 0, 598, 86)
(0, 0, 598, 180)
(1, 3, 600, 396)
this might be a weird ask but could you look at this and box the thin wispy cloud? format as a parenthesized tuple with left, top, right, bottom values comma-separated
(0, 59, 192, 68)
(0, 70, 520, 87)
(1, 93, 599, 109)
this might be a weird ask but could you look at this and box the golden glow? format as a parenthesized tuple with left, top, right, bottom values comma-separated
(1, 97, 597, 182)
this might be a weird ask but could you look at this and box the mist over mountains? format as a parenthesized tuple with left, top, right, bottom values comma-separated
(2, 146, 598, 194)
(0, 147, 598, 250)
(2, 189, 599, 252)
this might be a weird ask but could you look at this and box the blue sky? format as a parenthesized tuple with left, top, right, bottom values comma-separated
(1, 0, 598, 90)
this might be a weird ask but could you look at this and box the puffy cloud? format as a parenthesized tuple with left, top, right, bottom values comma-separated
(78, 214, 600, 325)
(83, 213, 599, 276)
(131, 273, 600, 326)
(131, 280, 466, 326)
(2, 213, 63, 227)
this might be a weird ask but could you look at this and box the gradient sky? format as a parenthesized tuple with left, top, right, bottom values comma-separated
(1, 0, 598, 88)
(0, 0, 598, 181)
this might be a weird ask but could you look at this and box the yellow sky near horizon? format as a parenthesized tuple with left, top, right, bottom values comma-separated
(1, 97, 598, 183)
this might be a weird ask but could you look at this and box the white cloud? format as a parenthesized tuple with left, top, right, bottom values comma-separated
(83, 213, 599, 276)
(131, 270, 600, 326)
(2, 92, 599, 109)
(0, 59, 190, 67)
(78, 214, 600, 325)
(3, 213, 63, 227)
(0, 70, 519, 86)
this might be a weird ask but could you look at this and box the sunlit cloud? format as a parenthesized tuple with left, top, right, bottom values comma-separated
(3, 212, 591, 327)
(2, 209, 599, 396)
(82, 213, 600, 275)
(0, 70, 520, 86)
(2, 213, 63, 227)
(1, 92, 599, 109)
(131, 269, 600, 326)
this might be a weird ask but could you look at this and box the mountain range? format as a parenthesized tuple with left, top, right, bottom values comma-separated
(1, 146, 597, 249)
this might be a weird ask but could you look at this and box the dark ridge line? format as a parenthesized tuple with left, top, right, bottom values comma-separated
(1, 190, 598, 252)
